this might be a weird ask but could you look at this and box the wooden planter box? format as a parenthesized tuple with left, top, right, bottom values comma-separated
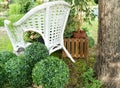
(62, 38, 88, 59)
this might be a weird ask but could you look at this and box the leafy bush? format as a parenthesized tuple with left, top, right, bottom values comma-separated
(0, 51, 16, 86)
(0, 51, 16, 65)
(32, 56, 69, 88)
(5, 57, 31, 88)
(82, 68, 102, 88)
(64, 59, 88, 88)
(0, 64, 4, 88)
(20, 1, 34, 13)
(24, 42, 49, 68)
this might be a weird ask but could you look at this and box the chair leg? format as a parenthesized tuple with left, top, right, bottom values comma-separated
(62, 46, 75, 63)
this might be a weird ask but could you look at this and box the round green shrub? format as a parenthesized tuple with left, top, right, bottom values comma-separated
(24, 42, 49, 68)
(5, 57, 31, 88)
(32, 56, 69, 88)
(0, 64, 5, 88)
(0, 51, 17, 86)
(0, 51, 16, 65)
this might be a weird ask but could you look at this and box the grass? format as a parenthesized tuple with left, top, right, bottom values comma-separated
(0, 29, 13, 51)
(0, 17, 5, 26)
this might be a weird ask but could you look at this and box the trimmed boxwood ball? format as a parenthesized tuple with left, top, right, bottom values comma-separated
(0, 51, 16, 64)
(0, 64, 5, 88)
(32, 56, 69, 88)
(24, 42, 49, 68)
(0, 51, 17, 86)
(5, 57, 31, 88)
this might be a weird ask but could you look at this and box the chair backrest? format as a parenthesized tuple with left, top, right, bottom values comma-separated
(5, 1, 70, 54)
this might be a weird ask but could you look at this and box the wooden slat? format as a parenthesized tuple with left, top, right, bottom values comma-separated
(75, 39, 79, 58)
(84, 39, 88, 58)
(72, 39, 75, 57)
(62, 38, 88, 59)
(80, 39, 83, 57)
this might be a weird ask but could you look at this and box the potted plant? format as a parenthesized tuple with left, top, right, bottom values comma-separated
(65, 0, 96, 38)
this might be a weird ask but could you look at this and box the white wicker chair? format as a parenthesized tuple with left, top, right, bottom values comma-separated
(4, 1, 75, 62)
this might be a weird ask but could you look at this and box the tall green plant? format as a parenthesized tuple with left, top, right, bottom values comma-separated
(64, 0, 96, 38)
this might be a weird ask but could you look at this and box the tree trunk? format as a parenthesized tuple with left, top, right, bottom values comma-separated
(94, 0, 120, 88)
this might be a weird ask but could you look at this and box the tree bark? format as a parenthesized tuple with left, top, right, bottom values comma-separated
(94, 0, 120, 88)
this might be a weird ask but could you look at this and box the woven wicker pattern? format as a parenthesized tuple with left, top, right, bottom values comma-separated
(48, 5, 69, 45)
(4, 1, 75, 62)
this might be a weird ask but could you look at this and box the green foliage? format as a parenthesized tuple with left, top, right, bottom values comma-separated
(0, 51, 17, 86)
(0, 64, 5, 88)
(0, 17, 5, 26)
(0, 0, 4, 2)
(24, 42, 49, 68)
(35, 0, 44, 5)
(9, 0, 34, 14)
(7, 14, 24, 34)
(9, 4, 21, 15)
(20, 1, 34, 13)
(0, 51, 16, 65)
(64, 59, 87, 88)
(0, 31, 13, 51)
(82, 27, 95, 48)
(32, 56, 69, 88)
(88, 36, 95, 48)
(63, 57, 97, 88)
(94, 0, 98, 4)
(64, 0, 96, 38)
(82, 68, 102, 88)
(8, 14, 24, 23)
(5, 57, 31, 88)
(23, 31, 41, 42)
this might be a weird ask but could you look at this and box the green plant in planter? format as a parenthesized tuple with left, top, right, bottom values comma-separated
(64, 0, 95, 38)
(24, 42, 49, 68)
(5, 57, 31, 88)
(32, 56, 69, 88)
